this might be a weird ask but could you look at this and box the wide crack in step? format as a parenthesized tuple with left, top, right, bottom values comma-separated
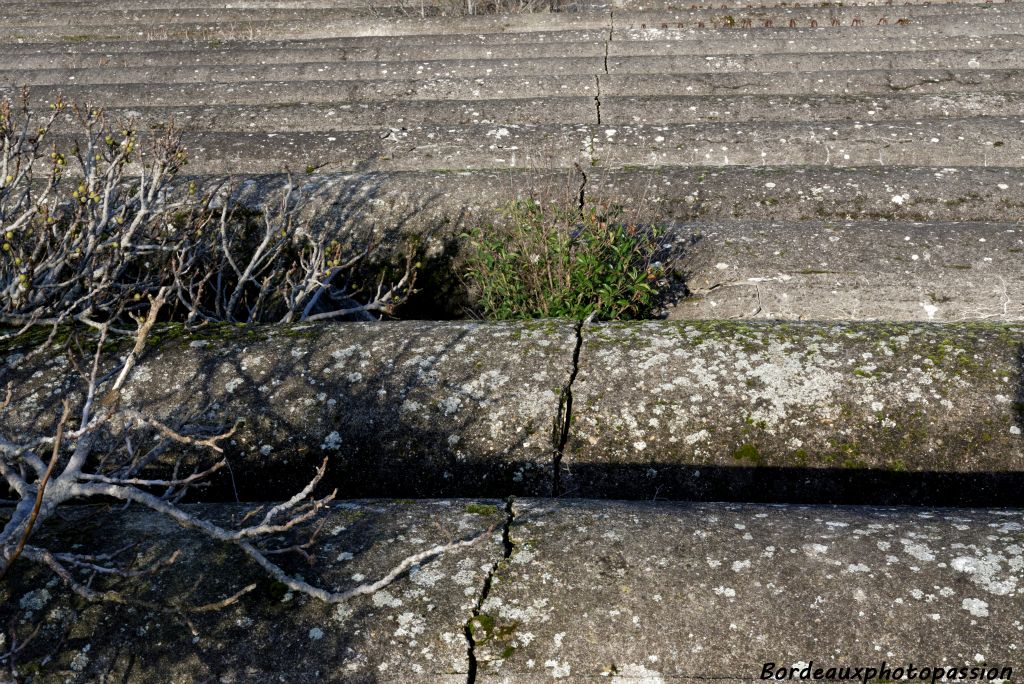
(552, 316, 588, 496)
(464, 496, 516, 683)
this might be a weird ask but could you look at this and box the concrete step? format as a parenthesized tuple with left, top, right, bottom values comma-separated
(40, 118, 1018, 174)
(7, 4, 1024, 43)
(0, 11, 615, 42)
(0, 76, 601, 108)
(4, 50, 1023, 88)
(106, 98, 598, 130)
(607, 49, 1024, 73)
(0, 40, 610, 71)
(4, 1, 1021, 31)
(7, 320, 1022, 503)
(0, 57, 605, 86)
(666, 221, 1024, 323)
(588, 165, 1024, 223)
(612, 4, 1024, 28)
(600, 69, 1024, 97)
(175, 166, 1024, 238)
(0, 29, 608, 56)
(601, 92, 1024, 125)
(4, 70, 1019, 115)
(3, 499, 1019, 681)
(4, 29, 1024, 70)
(45, 91, 1022, 133)
(0, 0, 1006, 9)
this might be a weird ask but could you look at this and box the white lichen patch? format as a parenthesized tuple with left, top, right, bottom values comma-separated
(394, 612, 426, 638)
(18, 589, 51, 611)
(545, 660, 571, 678)
(372, 590, 403, 608)
(320, 431, 342, 451)
(962, 598, 990, 617)
(950, 555, 1018, 596)
(900, 539, 937, 562)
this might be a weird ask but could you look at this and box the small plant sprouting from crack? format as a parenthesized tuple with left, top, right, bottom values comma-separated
(464, 496, 516, 683)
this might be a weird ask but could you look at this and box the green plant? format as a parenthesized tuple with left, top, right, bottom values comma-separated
(463, 199, 663, 321)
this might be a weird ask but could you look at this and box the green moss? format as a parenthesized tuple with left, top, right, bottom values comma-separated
(266, 579, 289, 602)
(732, 443, 763, 466)
(464, 503, 500, 516)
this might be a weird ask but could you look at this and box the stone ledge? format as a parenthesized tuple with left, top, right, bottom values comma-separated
(5, 320, 1022, 504)
(2, 500, 1020, 682)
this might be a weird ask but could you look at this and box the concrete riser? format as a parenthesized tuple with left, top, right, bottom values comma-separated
(6, 321, 1022, 504)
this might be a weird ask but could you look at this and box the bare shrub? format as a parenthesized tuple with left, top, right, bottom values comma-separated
(0, 89, 416, 345)
(0, 94, 475, 671)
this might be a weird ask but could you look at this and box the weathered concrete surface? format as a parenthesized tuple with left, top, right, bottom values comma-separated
(4, 321, 578, 499)
(5, 321, 1024, 503)
(475, 499, 1024, 681)
(586, 165, 1024, 224)
(4, 70, 1022, 111)
(0, 10, 616, 42)
(32, 117, 1024, 175)
(186, 166, 1024, 241)
(0, 57, 606, 86)
(666, 221, 1024, 322)
(599, 69, 1024, 97)
(0, 500, 507, 682)
(602, 92, 1024, 126)
(78, 98, 598, 132)
(18, 90, 1024, 134)
(567, 320, 1024, 503)
(607, 50, 1024, 74)
(3, 499, 1021, 682)
(0, 75, 601, 107)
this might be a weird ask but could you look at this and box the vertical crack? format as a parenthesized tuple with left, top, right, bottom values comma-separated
(594, 74, 602, 125)
(605, 10, 612, 73)
(573, 161, 587, 214)
(551, 316, 587, 496)
(464, 496, 516, 684)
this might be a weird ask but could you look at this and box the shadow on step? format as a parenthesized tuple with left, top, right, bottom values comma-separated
(558, 462, 1024, 508)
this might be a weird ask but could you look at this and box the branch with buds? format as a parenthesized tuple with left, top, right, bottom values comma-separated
(0, 291, 490, 652)
(1, 93, 418, 350)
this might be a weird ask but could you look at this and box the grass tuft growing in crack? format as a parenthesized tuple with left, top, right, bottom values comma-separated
(462, 199, 664, 321)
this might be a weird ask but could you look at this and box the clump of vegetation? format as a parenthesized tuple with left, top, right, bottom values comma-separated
(0, 89, 416, 348)
(463, 199, 664, 321)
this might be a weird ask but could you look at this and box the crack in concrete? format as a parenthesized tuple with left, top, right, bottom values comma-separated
(594, 74, 602, 125)
(606, 10, 613, 73)
(464, 496, 516, 684)
(573, 161, 587, 214)
(551, 316, 587, 496)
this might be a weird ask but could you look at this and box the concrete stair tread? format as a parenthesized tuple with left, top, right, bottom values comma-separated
(5, 70, 1021, 113)
(3, 499, 1020, 681)
(6, 320, 1022, 502)
(36, 118, 1018, 174)
(37, 91, 1019, 132)
(663, 220, 1024, 322)
(5, 53, 1023, 88)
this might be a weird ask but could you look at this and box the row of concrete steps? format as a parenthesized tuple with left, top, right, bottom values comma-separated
(2, 2, 1021, 327)
(1, 1, 1022, 679)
